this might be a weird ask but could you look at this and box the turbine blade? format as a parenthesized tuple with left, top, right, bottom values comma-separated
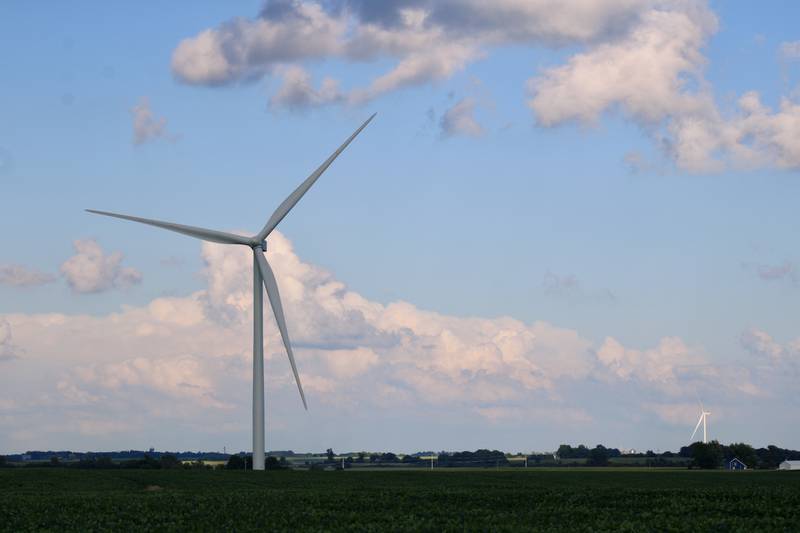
(256, 114, 376, 241)
(690, 413, 704, 441)
(86, 209, 251, 245)
(254, 250, 308, 410)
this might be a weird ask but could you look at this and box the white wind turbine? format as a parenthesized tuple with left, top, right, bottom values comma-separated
(690, 403, 711, 444)
(88, 115, 376, 470)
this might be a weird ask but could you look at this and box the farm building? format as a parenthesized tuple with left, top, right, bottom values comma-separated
(727, 458, 747, 470)
(778, 460, 800, 470)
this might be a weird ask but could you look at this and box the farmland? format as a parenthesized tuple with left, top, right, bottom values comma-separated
(1, 469, 799, 531)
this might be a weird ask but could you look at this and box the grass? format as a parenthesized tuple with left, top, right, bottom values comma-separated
(1, 468, 799, 531)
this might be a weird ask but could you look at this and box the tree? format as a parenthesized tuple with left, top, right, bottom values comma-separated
(556, 444, 573, 459)
(0, 455, 6, 468)
(326, 448, 335, 462)
(120, 455, 158, 469)
(587, 446, 609, 467)
(690, 441, 723, 469)
(50, 456, 61, 467)
(226, 455, 245, 470)
(437, 450, 508, 468)
(756, 445, 787, 469)
(96, 456, 115, 469)
(265, 456, 286, 470)
(575, 445, 590, 458)
(727, 443, 757, 468)
(159, 454, 181, 469)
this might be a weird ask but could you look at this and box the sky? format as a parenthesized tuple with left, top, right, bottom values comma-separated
(1, 0, 799, 455)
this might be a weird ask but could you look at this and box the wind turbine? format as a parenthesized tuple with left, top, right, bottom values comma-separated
(87, 114, 376, 470)
(690, 404, 711, 444)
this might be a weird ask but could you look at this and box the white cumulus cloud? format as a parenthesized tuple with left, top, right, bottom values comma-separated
(60, 239, 142, 294)
(0, 319, 20, 362)
(169, 0, 653, 105)
(169, 1, 800, 173)
(527, 3, 800, 172)
(1, 231, 784, 452)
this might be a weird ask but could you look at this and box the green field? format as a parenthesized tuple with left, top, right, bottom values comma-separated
(1, 468, 798, 531)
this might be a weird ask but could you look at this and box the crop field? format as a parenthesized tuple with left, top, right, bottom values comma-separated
(1, 468, 799, 531)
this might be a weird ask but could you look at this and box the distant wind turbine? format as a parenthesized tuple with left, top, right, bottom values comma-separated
(690, 403, 711, 444)
(88, 114, 376, 470)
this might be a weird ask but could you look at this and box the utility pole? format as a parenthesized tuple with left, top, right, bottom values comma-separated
(430, 456, 434, 470)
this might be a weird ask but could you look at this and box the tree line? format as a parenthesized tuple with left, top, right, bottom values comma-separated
(2, 442, 798, 470)
(552, 442, 800, 469)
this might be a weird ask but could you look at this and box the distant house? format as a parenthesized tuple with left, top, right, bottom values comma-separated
(779, 460, 800, 471)
(727, 458, 747, 470)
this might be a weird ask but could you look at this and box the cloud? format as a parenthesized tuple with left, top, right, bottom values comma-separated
(269, 66, 344, 110)
(131, 97, 174, 146)
(780, 40, 800, 61)
(737, 329, 799, 400)
(642, 402, 710, 426)
(169, 1, 800, 172)
(60, 239, 142, 294)
(597, 336, 707, 388)
(171, 1, 346, 86)
(170, 0, 653, 105)
(0, 264, 55, 287)
(740, 329, 783, 362)
(475, 405, 591, 425)
(740, 328, 800, 368)
(1, 231, 781, 451)
(440, 97, 483, 137)
(0, 319, 20, 362)
(527, 3, 800, 172)
(528, 5, 717, 127)
(77, 355, 232, 409)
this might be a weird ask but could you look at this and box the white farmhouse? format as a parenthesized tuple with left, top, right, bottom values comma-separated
(778, 460, 800, 470)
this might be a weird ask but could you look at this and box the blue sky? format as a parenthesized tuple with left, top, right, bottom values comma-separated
(1, 1, 799, 454)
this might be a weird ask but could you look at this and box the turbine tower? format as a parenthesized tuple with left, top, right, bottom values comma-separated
(690, 404, 711, 444)
(87, 115, 375, 470)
